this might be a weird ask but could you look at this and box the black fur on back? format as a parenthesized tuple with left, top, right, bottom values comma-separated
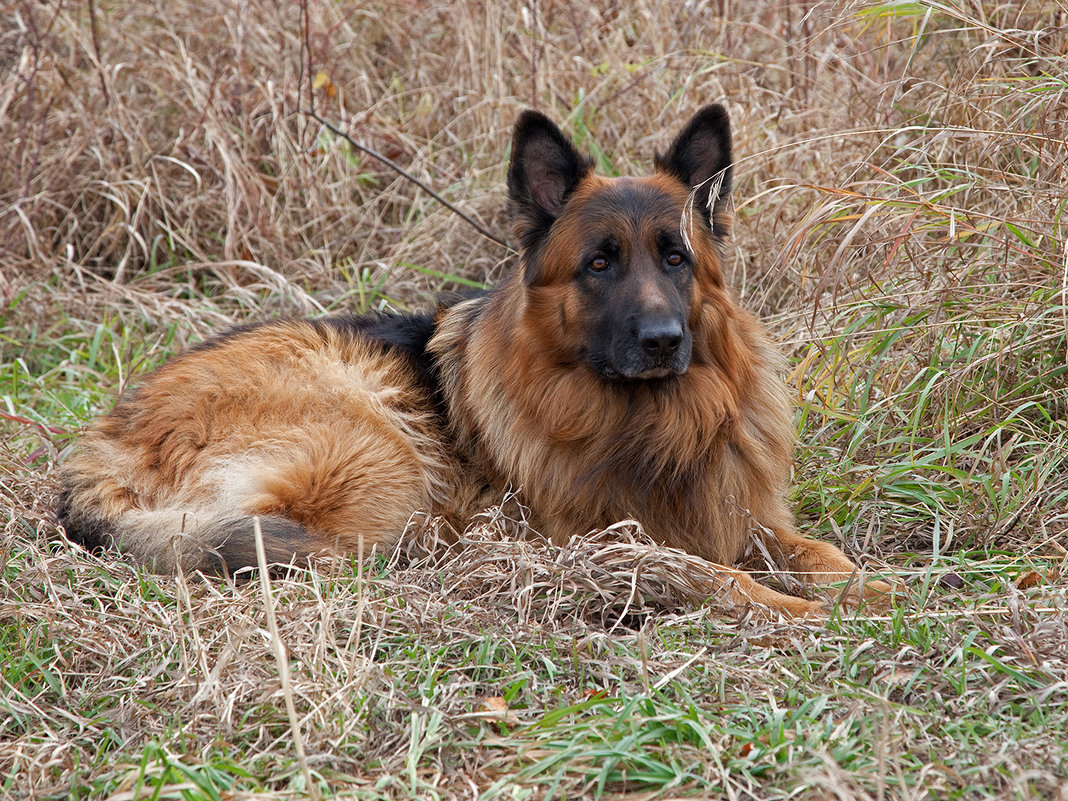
(312, 310, 440, 391)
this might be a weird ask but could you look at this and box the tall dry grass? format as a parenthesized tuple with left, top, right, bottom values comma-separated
(2, 0, 1067, 798)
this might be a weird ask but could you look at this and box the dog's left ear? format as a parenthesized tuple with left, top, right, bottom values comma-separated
(655, 104, 733, 237)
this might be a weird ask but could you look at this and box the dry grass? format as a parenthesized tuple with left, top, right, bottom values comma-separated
(2, 0, 1068, 798)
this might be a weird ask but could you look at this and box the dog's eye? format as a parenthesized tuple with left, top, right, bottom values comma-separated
(665, 251, 686, 268)
(588, 256, 610, 273)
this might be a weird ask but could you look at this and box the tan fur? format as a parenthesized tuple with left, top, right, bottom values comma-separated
(432, 175, 786, 559)
(60, 321, 457, 571)
(428, 171, 889, 616)
(60, 110, 891, 616)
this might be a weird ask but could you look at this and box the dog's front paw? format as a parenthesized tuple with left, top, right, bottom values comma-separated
(836, 577, 903, 614)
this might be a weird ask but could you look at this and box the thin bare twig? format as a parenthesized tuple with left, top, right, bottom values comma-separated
(297, 1, 507, 253)
(304, 109, 509, 250)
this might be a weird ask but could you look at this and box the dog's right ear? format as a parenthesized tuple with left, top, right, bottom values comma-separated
(507, 111, 593, 254)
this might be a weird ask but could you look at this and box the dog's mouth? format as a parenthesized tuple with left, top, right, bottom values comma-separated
(589, 355, 687, 382)
(626, 365, 677, 380)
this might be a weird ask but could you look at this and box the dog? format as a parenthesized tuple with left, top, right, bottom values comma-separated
(58, 106, 889, 617)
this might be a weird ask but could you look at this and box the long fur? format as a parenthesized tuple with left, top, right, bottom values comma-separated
(58, 107, 889, 615)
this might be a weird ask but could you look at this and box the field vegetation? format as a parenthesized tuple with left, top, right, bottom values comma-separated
(1, 0, 1066, 798)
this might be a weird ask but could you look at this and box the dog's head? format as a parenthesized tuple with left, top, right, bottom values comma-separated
(507, 106, 733, 382)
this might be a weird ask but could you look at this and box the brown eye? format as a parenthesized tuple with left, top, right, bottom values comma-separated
(665, 251, 685, 268)
(589, 256, 609, 273)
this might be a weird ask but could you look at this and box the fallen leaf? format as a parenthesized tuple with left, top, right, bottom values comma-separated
(478, 696, 509, 719)
(1015, 570, 1052, 590)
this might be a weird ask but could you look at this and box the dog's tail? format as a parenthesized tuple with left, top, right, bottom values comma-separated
(57, 491, 327, 575)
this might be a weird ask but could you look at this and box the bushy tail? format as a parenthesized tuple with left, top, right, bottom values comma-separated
(58, 490, 322, 575)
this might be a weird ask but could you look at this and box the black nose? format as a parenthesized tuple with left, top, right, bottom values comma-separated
(638, 319, 684, 356)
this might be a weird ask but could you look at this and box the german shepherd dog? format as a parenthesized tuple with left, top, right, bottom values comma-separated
(58, 106, 889, 617)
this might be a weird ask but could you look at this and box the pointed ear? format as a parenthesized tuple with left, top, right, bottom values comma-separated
(507, 110, 593, 251)
(655, 104, 733, 237)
